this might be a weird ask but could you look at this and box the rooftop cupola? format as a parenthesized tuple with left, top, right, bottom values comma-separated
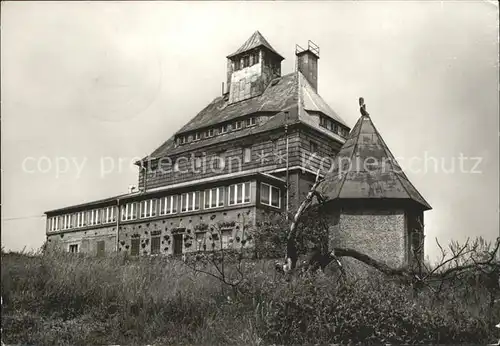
(226, 31, 284, 104)
(296, 40, 320, 91)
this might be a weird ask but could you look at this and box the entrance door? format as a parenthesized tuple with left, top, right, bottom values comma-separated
(173, 234, 183, 255)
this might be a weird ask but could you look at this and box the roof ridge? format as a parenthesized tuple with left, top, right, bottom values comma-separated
(368, 116, 431, 209)
(227, 31, 284, 59)
(335, 116, 364, 198)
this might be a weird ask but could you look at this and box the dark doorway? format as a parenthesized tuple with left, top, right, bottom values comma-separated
(173, 234, 183, 255)
(96, 240, 105, 256)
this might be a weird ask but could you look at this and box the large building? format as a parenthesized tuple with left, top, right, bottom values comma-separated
(44, 31, 430, 266)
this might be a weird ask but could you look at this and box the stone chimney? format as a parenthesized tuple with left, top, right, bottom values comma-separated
(296, 40, 320, 91)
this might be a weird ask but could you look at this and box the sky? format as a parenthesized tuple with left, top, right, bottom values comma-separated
(1, 1, 499, 261)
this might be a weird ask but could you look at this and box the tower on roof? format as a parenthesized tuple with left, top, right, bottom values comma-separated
(226, 31, 284, 104)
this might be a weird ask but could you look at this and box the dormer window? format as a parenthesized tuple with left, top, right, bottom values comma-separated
(179, 136, 186, 145)
(235, 121, 243, 130)
(246, 117, 256, 127)
(206, 129, 214, 138)
(220, 124, 228, 134)
(194, 132, 201, 141)
(327, 121, 333, 132)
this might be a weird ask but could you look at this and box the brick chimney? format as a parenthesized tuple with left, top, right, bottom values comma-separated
(296, 40, 320, 91)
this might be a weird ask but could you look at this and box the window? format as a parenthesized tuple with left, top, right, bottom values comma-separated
(151, 235, 161, 255)
(88, 209, 101, 226)
(220, 124, 228, 134)
(221, 229, 232, 249)
(213, 152, 225, 169)
(243, 55, 250, 68)
(194, 156, 202, 169)
(194, 132, 201, 141)
(140, 199, 158, 218)
(327, 120, 334, 132)
(320, 116, 326, 128)
(50, 217, 59, 231)
(228, 182, 251, 205)
(181, 191, 200, 212)
(160, 195, 177, 215)
(69, 244, 79, 253)
(206, 129, 214, 138)
(204, 187, 224, 209)
(310, 141, 318, 153)
(121, 202, 138, 221)
(333, 124, 338, 134)
(234, 60, 241, 71)
(196, 232, 205, 250)
(234, 121, 243, 130)
(131, 238, 140, 256)
(62, 214, 72, 230)
(76, 211, 86, 228)
(179, 136, 186, 145)
(97, 241, 105, 256)
(261, 183, 281, 208)
(253, 52, 260, 64)
(104, 206, 116, 224)
(246, 117, 256, 127)
(243, 147, 252, 163)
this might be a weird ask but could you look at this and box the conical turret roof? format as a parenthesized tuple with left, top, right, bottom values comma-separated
(227, 30, 284, 60)
(317, 110, 431, 210)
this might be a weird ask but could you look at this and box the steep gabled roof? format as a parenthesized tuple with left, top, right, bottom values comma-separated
(227, 30, 284, 60)
(317, 113, 432, 210)
(145, 72, 349, 160)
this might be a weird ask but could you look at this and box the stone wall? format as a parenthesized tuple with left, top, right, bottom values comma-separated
(327, 207, 406, 269)
(47, 225, 117, 255)
(47, 206, 258, 256)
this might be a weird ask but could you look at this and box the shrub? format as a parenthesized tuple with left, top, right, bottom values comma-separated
(257, 273, 496, 344)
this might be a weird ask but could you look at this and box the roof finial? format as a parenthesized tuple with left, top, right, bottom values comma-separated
(359, 97, 370, 117)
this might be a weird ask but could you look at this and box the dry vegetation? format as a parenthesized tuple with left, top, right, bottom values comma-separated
(1, 241, 499, 345)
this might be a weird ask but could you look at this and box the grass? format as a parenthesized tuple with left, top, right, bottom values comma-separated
(1, 249, 499, 345)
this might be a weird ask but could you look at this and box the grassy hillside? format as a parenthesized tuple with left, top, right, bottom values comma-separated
(1, 250, 499, 345)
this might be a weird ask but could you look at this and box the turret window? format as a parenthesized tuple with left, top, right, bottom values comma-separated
(243, 56, 250, 68)
(253, 52, 260, 64)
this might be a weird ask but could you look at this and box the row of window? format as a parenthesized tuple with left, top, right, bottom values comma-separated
(48, 182, 281, 232)
(233, 51, 260, 71)
(49, 206, 117, 231)
(160, 147, 252, 173)
(177, 117, 257, 145)
(319, 116, 349, 137)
